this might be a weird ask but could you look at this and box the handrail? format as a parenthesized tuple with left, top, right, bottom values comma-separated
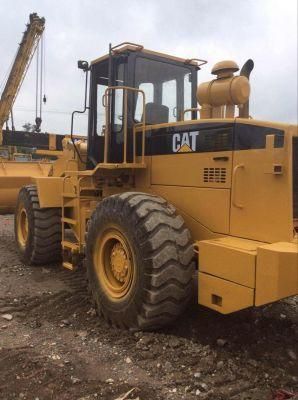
(0, 160, 7, 175)
(185, 58, 208, 67)
(111, 42, 144, 54)
(102, 86, 146, 165)
(232, 164, 245, 208)
(182, 107, 200, 120)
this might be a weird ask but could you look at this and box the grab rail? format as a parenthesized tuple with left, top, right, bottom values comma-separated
(102, 86, 146, 165)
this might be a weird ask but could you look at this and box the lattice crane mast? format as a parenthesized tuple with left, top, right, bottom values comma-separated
(0, 13, 45, 144)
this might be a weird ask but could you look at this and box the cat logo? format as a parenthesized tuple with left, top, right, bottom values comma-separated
(172, 132, 198, 153)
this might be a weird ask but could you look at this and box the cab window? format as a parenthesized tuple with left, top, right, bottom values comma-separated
(134, 57, 192, 125)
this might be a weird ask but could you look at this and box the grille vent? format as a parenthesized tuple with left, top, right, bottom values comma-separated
(203, 167, 227, 183)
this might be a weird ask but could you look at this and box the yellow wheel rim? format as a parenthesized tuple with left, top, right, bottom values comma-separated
(93, 228, 135, 300)
(17, 207, 29, 247)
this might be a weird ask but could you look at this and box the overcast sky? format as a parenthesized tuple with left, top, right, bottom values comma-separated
(0, 0, 297, 135)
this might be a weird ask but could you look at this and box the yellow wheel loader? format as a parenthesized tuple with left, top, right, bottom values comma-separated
(14, 43, 298, 330)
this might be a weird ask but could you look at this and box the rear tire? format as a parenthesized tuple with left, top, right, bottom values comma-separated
(86, 192, 195, 330)
(15, 185, 62, 265)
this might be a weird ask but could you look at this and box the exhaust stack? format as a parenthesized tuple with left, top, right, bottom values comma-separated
(197, 60, 252, 119)
(239, 59, 254, 118)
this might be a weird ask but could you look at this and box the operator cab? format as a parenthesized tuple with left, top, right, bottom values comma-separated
(86, 43, 205, 167)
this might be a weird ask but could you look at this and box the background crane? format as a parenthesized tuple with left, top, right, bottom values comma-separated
(0, 13, 45, 145)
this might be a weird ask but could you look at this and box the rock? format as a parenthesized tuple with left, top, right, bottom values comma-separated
(216, 361, 224, 369)
(140, 351, 154, 360)
(287, 349, 297, 361)
(248, 359, 258, 367)
(216, 338, 227, 347)
(106, 378, 114, 384)
(125, 357, 132, 364)
(1, 314, 13, 321)
(280, 313, 286, 319)
(139, 335, 154, 346)
(77, 330, 88, 339)
(195, 389, 201, 396)
(86, 308, 96, 316)
(194, 372, 201, 378)
(30, 320, 41, 328)
(164, 361, 173, 372)
(200, 383, 208, 391)
(168, 337, 181, 348)
(71, 376, 81, 384)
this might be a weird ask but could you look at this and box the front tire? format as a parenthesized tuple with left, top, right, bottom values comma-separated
(86, 192, 195, 330)
(15, 185, 62, 265)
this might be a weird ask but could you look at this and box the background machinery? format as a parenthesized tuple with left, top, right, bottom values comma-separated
(0, 12, 45, 142)
(14, 43, 298, 330)
(0, 13, 64, 213)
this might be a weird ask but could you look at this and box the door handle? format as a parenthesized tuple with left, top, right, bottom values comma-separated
(232, 164, 244, 208)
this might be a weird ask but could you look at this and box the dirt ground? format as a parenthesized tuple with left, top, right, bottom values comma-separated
(0, 214, 297, 400)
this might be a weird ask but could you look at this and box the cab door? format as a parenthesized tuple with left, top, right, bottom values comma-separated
(230, 121, 292, 243)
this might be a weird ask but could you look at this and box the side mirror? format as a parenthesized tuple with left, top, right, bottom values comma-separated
(77, 60, 89, 72)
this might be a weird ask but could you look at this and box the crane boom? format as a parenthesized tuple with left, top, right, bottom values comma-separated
(0, 13, 45, 144)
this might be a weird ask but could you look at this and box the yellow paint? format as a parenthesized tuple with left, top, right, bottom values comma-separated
(255, 242, 298, 305)
(0, 162, 52, 213)
(36, 177, 64, 208)
(153, 185, 231, 235)
(198, 238, 258, 288)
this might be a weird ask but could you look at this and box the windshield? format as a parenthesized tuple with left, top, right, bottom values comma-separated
(134, 57, 193, 124)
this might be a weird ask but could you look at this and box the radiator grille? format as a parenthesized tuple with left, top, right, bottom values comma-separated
(203, 167, 227, 183)
(293, 137, 298, 219)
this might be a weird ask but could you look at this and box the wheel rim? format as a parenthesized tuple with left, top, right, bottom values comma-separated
(17, 207, 29, 247)
(93, 228, 135, 300)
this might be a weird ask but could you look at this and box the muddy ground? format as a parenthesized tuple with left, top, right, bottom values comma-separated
(0, 214, 297, 400)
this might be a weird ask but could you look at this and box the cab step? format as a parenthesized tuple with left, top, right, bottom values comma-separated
(61, 217, 77, 225)
(62, 261, 75, 271)
(62, 192, 76, 198)
(62, 240, 79, 251)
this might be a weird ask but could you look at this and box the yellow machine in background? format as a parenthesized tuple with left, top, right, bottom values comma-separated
(0, 162, 52, 213)
(13, 43, 298, 330)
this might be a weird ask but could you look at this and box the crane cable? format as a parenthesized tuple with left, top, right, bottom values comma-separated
(34, 33, 46, 132)
(35, 41, 40, 130)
